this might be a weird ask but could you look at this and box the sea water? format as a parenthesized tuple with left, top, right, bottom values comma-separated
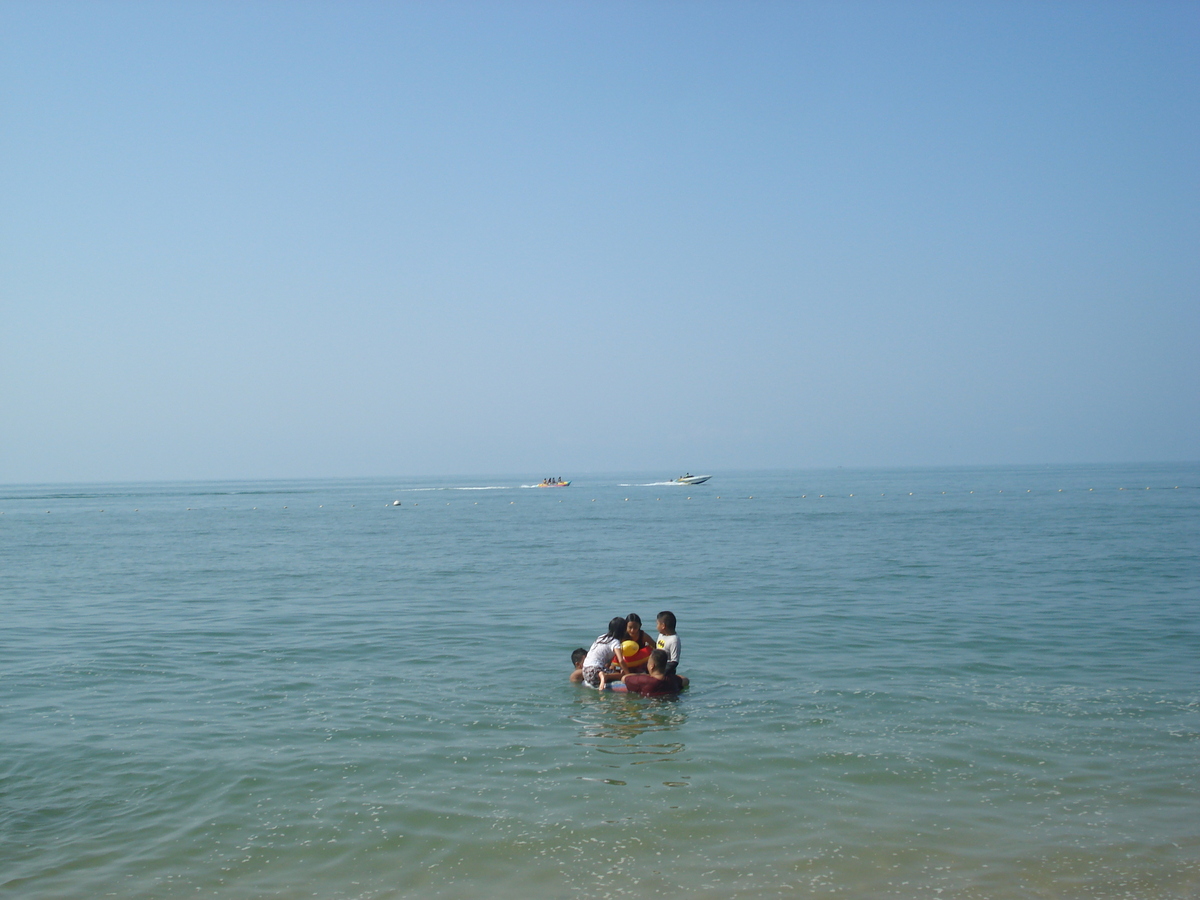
(1, 464, 1197, 899)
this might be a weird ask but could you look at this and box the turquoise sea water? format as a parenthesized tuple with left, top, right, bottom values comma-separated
(2, 464, 1198, 899)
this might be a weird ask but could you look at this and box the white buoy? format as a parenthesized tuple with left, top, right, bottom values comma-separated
(392, 500, 401, 506)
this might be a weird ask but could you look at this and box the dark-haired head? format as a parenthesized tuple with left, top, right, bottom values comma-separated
(571, 648, 587, 666)
(607, 617, 628, 641)
(656, 610, 676, 631)
(626, 614, 645, 640)
(648, 649, 669, 672)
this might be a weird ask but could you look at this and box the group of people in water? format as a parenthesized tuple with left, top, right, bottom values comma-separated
(569, 611, 687, 696)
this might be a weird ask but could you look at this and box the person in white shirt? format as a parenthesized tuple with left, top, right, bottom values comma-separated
(655, 610, 681, 676)
(581, 617, 631, 687)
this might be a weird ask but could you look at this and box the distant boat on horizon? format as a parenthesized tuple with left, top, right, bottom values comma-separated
(675, 474, 711, 485)
(535, 477, 570, 487)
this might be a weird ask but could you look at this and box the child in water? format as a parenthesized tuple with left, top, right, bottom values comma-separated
(580, 617, 630, 688)
(622, 613, 656, 672)
(655, 610, 681, 676)
(568, 648, 587, 683)
(601, 649, 688, 695)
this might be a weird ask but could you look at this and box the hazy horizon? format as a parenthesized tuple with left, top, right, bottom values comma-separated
(3, 1, 1197, 483)
(2, 460, 1196, 491)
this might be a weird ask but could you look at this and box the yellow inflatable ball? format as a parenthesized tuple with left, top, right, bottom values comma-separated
(620, 641, 651, 667)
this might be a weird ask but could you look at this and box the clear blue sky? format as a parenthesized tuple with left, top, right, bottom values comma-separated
(2, 1, 1196, 482)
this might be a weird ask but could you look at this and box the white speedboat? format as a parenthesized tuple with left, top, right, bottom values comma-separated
(675, 474, 711, 485)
